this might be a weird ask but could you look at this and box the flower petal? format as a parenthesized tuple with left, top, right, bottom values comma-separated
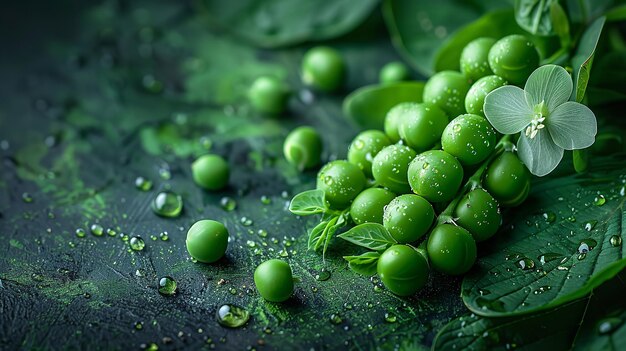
(517, 130, 564, 177)
(483, 85, 533, 134)
(547, 101, 597, 150)
(524, 64, 573, 112)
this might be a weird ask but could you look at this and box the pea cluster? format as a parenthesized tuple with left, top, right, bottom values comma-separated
(292, 36, 536, 296)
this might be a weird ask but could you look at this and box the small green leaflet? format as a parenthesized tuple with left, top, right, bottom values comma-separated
(571, 16, 606, 102)
(514, 0, 558, 36)
(308, 219, 331, 250)
(462, 157, 626, 317)
(343, 251, 381, 276)
(289, 189, 328, 216)
(338, 223, 397, 251)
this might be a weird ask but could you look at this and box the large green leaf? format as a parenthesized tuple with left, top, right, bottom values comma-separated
(587, 52, 626, 106)
(462, 156, 626, 317)
(514, 0, 558, 36)
(571, 16, 606, 102)
(342, 81, 424, 130)
(201, 0, 378, 48)
(433, 269, 626, 350)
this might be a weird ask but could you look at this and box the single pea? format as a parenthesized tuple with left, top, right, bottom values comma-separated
(441, 113, 497, 166)
(248, 76, 291, 115)
(301, 46, 345, 92)
(423, 71, 471, 118)
(454, 188, 501, 242)
(408, 150, 463, 203)
(372, 144, 417, 194)
(465, 75, 508, 116)
(383, 194, 434, 243)
(379, 61, 410, 84)
(377, 244, 429, 296)
(186, 220, 229, 263)
(316, 160, 366, 209)
(350, 188, 396, 225)
(460, 37, 497, 82)
(427, 224, 477, 275)
(384, 102, 412, 143)
(192, 154, 230, 191)
(347, 130, 392, 178)
(254, 259, 294, 302)
(397, 102, 448, 153)
(283, 126, 323, 171)
(488, 35, 539, 86)
(484, 152, 531, 206)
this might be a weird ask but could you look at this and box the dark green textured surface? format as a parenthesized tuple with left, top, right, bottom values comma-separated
(0, 1, 464, 350)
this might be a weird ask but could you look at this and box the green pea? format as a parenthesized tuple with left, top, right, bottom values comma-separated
(254, 259, 294, 302)
(384, 102, 411, 143)
(488, 35, 539, 86)
(423, 71, 471, 118)
(350, 188, 396, 225)
(301, 46, 345, 92)
(283, 126, 323, 171)
(316, 160, 366, 210)
(186, 220, 229, 263)
(347, 130, 392, 178)
(383, 194, 434, 243)
(247, 76, 290, 115)
(465, 75, 508, 117)
(454, 188, 501, 242)
(427, 224, 477, 275)
(460, 37, 496, 82)
(379, 61, 410, 84)
(408, 150, 463, 203)
(484, 152, 531, 207)
(377, 244, 429, 296)
(192, 154, 230, 191)
(441, 113, 497, 166)
(397, 102, 448, 152)
(372, 144, 417, 194)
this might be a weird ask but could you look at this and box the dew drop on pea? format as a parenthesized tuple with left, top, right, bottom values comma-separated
(129, 236, 146, 251)
(216, 304, 250, 328)
(158, 276, 177, 296)
(90, 224, 104, 236)
(134, 176, 152, 191)
(610, 235, 622, 247)
(594, 195, 606, 206)
(219, 197, 237, 211)
(151, 191, 183, 218)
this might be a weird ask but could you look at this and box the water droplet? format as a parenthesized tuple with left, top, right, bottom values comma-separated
(90, 224, 104, 236)
(452, 124, 462, 133)
(505, 252, 523, 261)
(75, 228, 86, 238)
(329, 314, 342, 325)
(220, 197, 237, 211)
(542, 211, 556, 223)
(578, 238, 597, 254)
(610, 235, 622, 247)
(246, 240, 256, 248)
(130, 236, 146, 251)
(315, 269, 331, 281)
(216, 304, 249, 328)
(107, 228, 117, 237)
(152, 191, 183, 218)
(516, 258, 535, 270)
(598, 317, 623, 334)
(538, 253, 563, 265)
(158, 276, 177, 296)
(583, 220, 598, 231)
(324, 176, 334, 186)
(135, 176, 152, 191)
(593, 195, 606, 206)
(22, 192, 33, 203)
(260, 195, 271, 205)
(343, 302, 353, 310)
(384, 313, 397, 323)
(135, 321, 144, 330)
(354, 140, 365, 150)
(478, 288, 491, 296)
(240, 216, 253, 226)
(533, 285, 551, 294)
(422, 162, 429, 169)
(159, 232, 169, 241)
(158, 165, 171, 180)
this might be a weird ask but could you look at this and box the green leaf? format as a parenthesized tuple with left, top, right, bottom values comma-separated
(571, 16, 606, 102)
(462, 158, 626, 317)
(550, 2, 570, 46)
(289, 190, 328, 216)
(605, 4, 626, 22)
(514, 0, 558, 36)
(344, 251, 381, 276)
(434, 269, 626, 349)
(200, 0, 378, 48)
(308, 219, 331, 251)
(342, 82, 424, 130)
(321, 214, 347, 255)
(338, 223, 397, 251)
(573, 149, 590, 173)
(587, 52, 626, 106)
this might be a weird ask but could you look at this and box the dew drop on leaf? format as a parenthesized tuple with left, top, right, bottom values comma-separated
(610, 235, 622, 247)
(593, 195, 606, 206)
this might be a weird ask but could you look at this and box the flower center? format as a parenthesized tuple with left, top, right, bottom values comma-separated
(526, 101, 548, 139)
